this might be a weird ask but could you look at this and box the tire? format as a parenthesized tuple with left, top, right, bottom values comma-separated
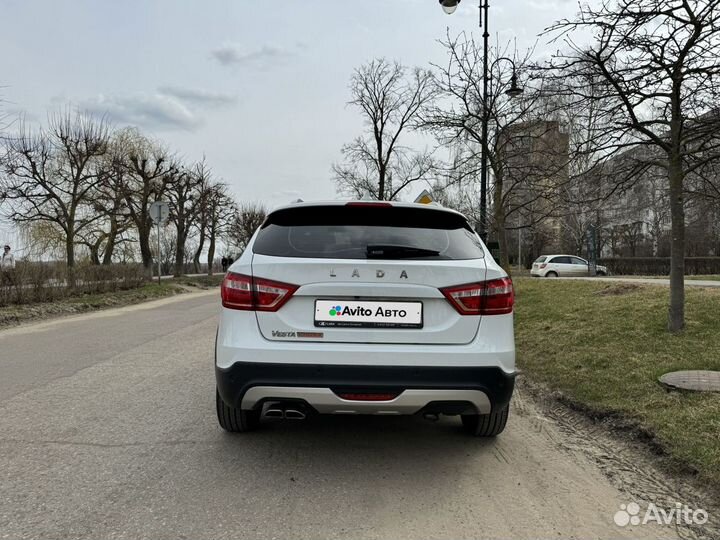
(545, 271, 558, 278)
(216, 388, 261, 432)
(596, 271, 606, 276)
(461, 405, 509, 437)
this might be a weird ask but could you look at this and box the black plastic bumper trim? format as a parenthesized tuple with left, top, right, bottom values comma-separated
(216, 362, 515, 413)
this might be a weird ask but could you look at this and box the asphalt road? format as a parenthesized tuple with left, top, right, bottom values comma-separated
(0, 292, 688, 539)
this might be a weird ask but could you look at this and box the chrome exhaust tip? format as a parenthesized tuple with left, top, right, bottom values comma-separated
(264, 407, 285, 419)
(284, 408, 307, 420)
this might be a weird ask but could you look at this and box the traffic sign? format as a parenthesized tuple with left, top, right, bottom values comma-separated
(414, 190, 434, 204)
(150, 201, 170, 225)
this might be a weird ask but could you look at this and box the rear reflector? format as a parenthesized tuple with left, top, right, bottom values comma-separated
(221, 272, 298, 311)
(336, 392, 400, 401)
(440, 277, 514, 315)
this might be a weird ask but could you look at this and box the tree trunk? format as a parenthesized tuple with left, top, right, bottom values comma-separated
(65, 237, 75, 267)
(65, 228, 76, 289)
(174, 227, 186, 277)
(492, 171, 510, 271)
(667, 157, 685, 333)
(103, 219, 118, 265)
(89, 241, 101, 265)
(138, 223, 154, 278)
(207, 231, 216, 277)
(193, 231, 205, 274)
(378, 163, 386, 201)
(497, 227, 509, 270)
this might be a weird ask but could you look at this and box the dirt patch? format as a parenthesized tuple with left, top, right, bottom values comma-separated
(174, 274, 224, 289)
(518, 377, 720, 540)
(596, 283, 643, 296)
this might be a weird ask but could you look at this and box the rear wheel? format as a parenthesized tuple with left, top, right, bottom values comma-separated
(216, 388, 261, 432)
(545, 271, 558, 278)
(462, 405, 509, 437)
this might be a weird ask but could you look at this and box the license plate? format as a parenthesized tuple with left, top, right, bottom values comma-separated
(314, 300, 423, 328)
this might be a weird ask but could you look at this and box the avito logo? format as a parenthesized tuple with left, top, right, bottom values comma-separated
(328, 305, 408, 318)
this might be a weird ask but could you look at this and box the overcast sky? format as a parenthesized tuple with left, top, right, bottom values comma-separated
(1, 0, 579, 218)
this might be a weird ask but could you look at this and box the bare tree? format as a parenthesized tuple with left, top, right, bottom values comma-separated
(332, 58, 436, 200)
(99, 133, 136, 264)
(188, 158, 214, 274)
(426, 34, 564, 267)
(75, 131, 137, 265)
(545, 0, 720, 332)
(205, 183, 236, 275)
(117, 128, 172, 275)
(165, 161, 208, 276)
(2, 111, 109, 275)
(228, 202, 267, 255)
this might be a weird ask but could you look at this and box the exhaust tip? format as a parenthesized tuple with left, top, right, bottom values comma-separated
(264, 408, 284, 419)
(284, 409, 307, 420)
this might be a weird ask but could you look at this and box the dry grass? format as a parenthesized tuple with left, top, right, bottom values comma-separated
(173, 274, 224, 289)
(514, 277, 720, 486)
(0, 282, 185, 328)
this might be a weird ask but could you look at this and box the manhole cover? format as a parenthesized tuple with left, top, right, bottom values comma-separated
(658, 370, 720, 393)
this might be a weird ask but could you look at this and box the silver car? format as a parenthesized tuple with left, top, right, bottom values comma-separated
(531, 255, 608, 278)
(215, 200, 516, 437)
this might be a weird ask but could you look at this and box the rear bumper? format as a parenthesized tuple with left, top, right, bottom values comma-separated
(216, 362, 516, 415)
(216, 309, 515, 371)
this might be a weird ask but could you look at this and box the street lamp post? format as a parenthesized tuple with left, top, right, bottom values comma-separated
(440, 0, 523, 241)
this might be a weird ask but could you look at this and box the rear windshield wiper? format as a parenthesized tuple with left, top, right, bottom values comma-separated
(366, 244, 441, 259)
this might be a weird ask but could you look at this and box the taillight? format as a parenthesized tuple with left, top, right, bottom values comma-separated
(221, 272, 298, 311)
(539, 263, 547, 269)
(440, 277, 514, 316)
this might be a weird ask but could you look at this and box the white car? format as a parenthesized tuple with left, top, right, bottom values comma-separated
(215, 201, 516, 437)
(531, 255, 607, 278)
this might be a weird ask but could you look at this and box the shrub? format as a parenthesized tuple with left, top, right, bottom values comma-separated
(598, 257, 720, 276)
(0, 262, 146, 307)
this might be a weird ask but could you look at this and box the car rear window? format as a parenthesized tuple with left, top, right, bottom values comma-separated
(535, 256, 547, 263)
(252, 205, 485, 260)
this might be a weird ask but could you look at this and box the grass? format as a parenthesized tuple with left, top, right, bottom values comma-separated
(0, 282, 186, 328)
(514, 277, 720, 486)
(604, 275, 720, 281)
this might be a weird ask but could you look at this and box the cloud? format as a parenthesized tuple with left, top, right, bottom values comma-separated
(80, 93, 201, 131)
(210, 43, 294, 68)
(75, 84, 239, 132)
(157, 86, 238, 106)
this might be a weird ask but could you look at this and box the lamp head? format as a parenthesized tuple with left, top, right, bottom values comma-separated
(505, 74, 524, 98)
(439, 0, 461, 15)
